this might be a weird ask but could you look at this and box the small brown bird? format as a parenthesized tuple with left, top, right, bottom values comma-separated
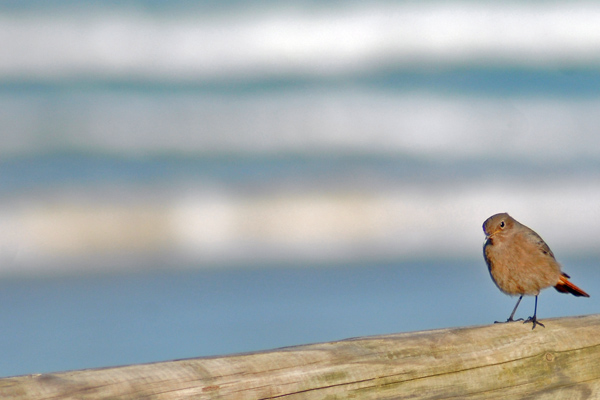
(483, 212, 589, 329)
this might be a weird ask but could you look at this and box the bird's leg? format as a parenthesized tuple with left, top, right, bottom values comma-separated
(507, 295, 524, 321)
(524, 295, 545, 329)
(495, 295, 524, 323)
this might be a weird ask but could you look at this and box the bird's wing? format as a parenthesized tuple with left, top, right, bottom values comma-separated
(525, 230, 556, 259)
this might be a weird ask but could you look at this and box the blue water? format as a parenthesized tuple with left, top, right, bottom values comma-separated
(1, 259, 597, 378)
(3, 152, 597, 193)
(1, 0, 600, 378)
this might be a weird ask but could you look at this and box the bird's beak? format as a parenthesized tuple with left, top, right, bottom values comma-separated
(484, 230, 497, 241)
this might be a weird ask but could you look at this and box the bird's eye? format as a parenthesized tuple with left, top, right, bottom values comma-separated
(500, 221, 505, 228)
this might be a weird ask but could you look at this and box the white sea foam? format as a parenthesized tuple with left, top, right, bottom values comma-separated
(2, 2, 600, 80)
(2, 90, 600, 161)
(2, 177, 600, 274)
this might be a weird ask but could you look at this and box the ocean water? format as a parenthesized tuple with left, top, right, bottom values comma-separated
(1, 259, 598, 378)
(1, 0, 600, 377)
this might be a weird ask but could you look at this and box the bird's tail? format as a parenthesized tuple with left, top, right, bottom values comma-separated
(554, 273, 590, 297)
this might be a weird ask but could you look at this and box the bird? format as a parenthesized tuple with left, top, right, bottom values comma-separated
(482, 212, 589, 329)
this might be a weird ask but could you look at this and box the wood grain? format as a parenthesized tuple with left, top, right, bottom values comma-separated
(2, 314, 600, 399)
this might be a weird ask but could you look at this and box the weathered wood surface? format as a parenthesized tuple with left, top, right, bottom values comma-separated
(2, 314, 600, 399)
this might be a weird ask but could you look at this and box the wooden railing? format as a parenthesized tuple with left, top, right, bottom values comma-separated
(2, 314, 600, 399)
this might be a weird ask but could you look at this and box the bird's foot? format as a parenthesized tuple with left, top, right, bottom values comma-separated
(524, 316, 545, 330)
(494, 317, 524, 324)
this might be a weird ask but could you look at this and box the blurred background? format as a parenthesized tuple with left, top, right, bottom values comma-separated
(1, 0, 600, 377)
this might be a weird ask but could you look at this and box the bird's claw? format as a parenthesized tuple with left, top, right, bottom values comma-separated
(524, 316, 545, 329)
(494, 317, 524, 324)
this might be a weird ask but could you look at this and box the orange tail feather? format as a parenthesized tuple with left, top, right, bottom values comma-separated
(554, 273, 590, 297)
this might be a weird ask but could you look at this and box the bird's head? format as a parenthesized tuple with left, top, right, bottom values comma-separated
(483, 212, 514, 239)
